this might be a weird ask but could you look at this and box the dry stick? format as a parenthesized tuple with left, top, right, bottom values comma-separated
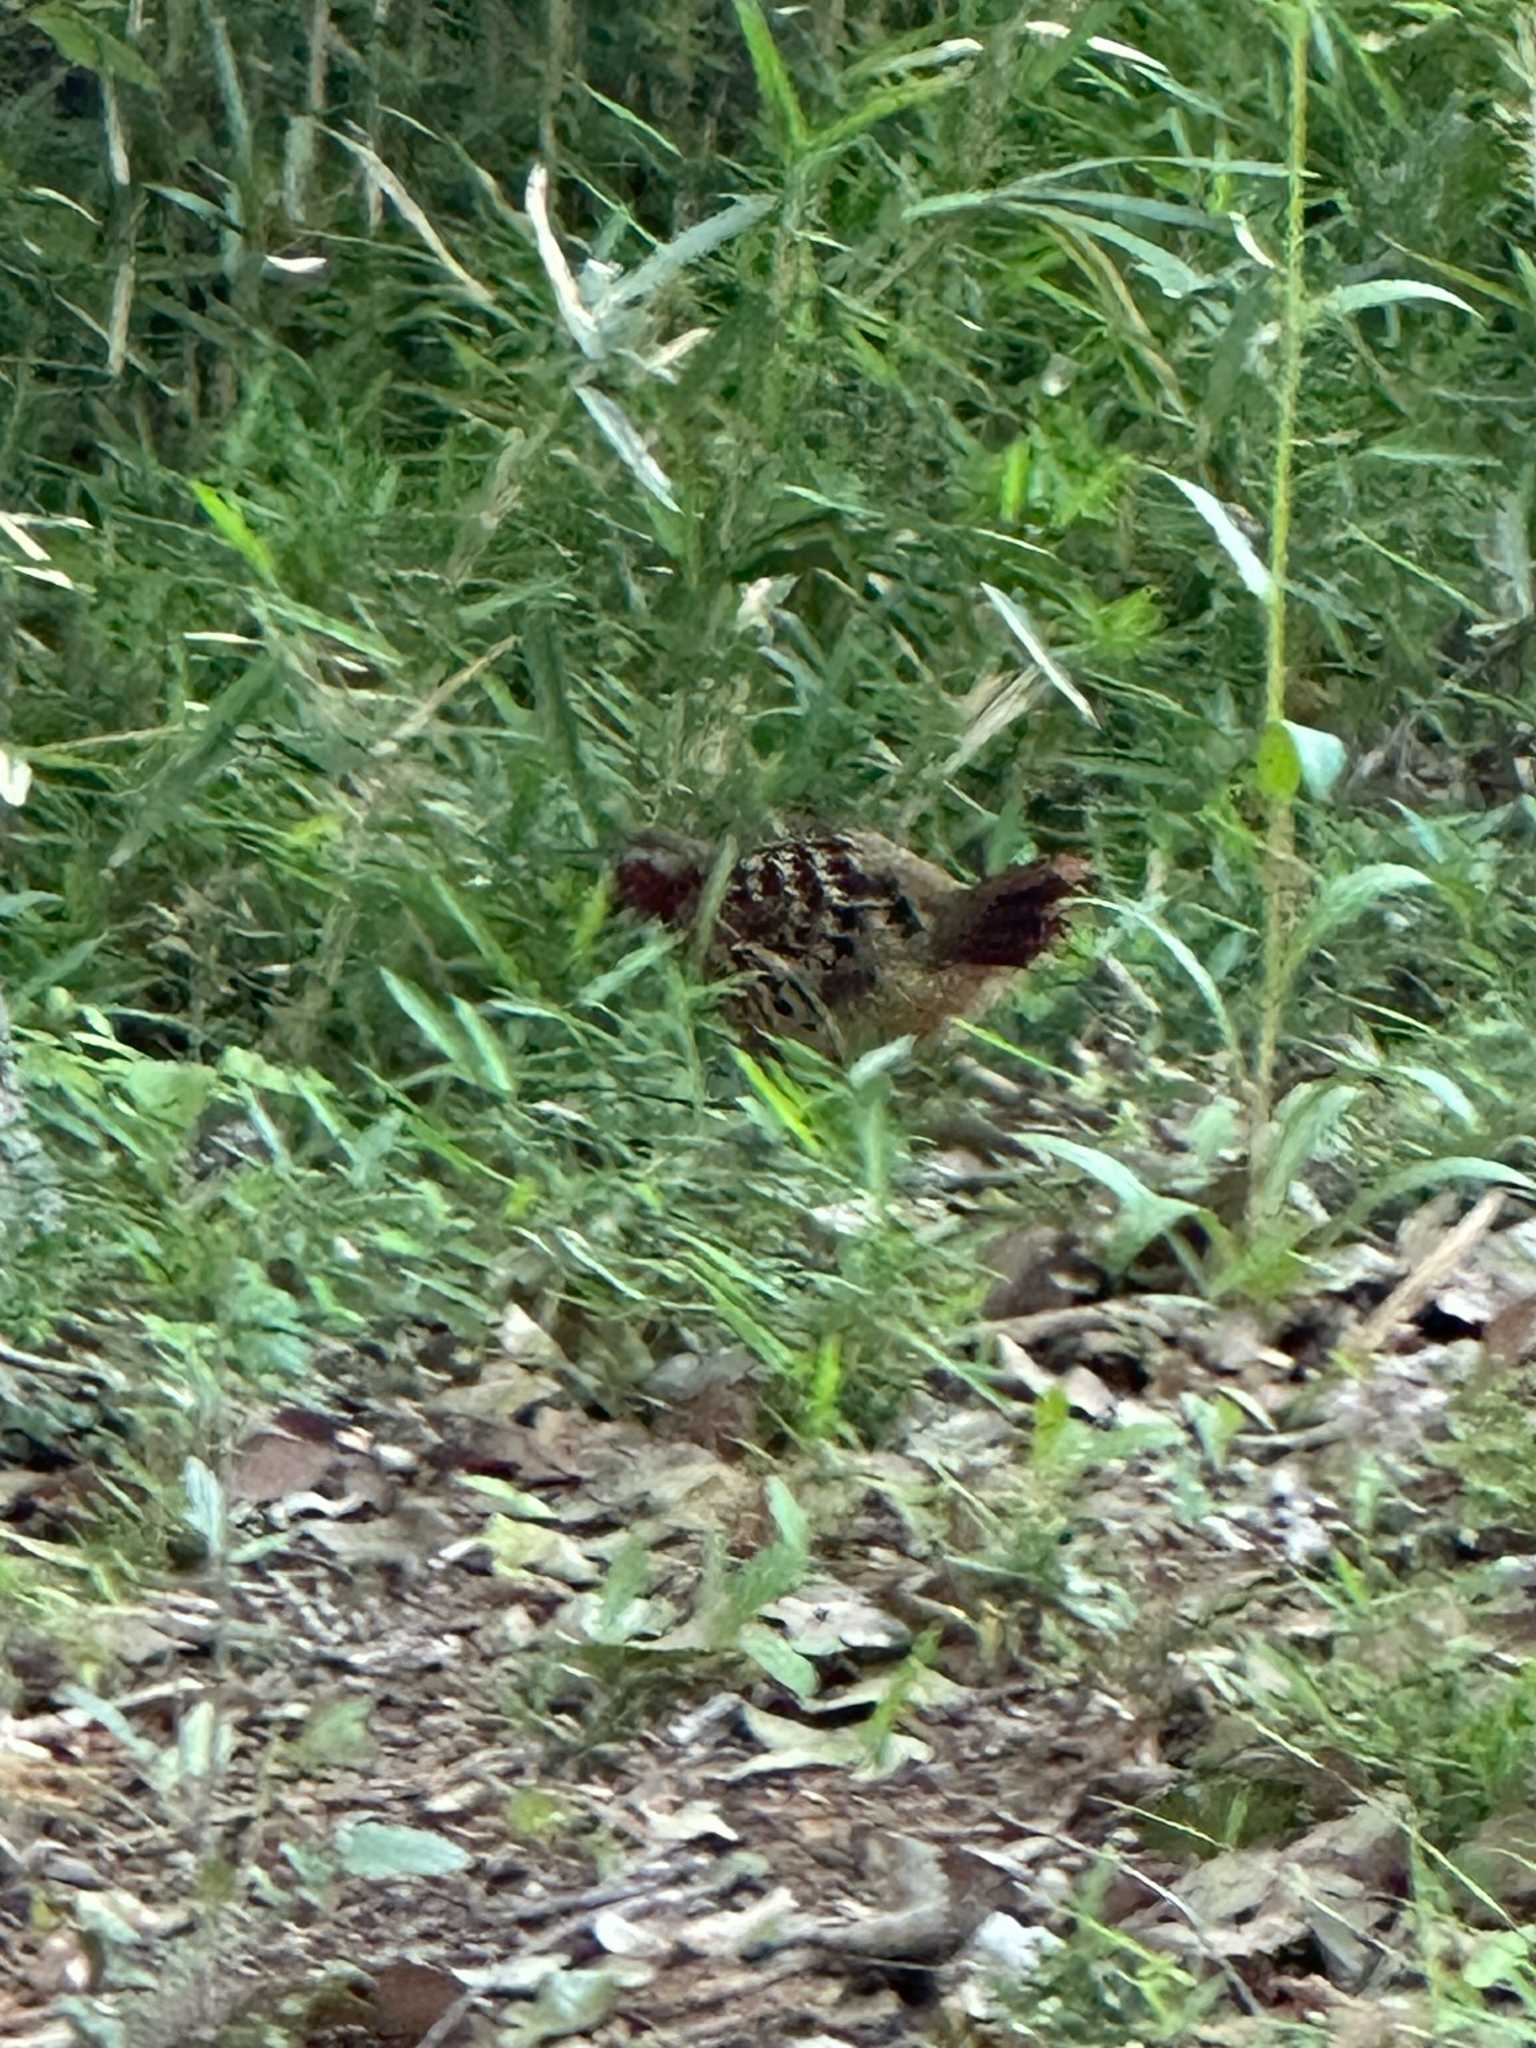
(378, 629, 522, 750)
(1343, 1187, 1507, 1364)
(0, 1336, 110, 1383)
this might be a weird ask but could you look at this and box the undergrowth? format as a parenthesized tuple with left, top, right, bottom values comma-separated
(0, 14, 1534, 2031)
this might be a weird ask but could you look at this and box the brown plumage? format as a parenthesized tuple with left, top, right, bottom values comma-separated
(614, 828, 1090, 1057)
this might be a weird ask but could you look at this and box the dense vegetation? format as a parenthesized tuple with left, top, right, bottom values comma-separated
(4, 0, 1529, 1405)
(2, 1, 1535, 2037)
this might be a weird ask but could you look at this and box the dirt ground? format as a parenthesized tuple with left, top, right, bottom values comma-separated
(5, 1202, 1536, 2047)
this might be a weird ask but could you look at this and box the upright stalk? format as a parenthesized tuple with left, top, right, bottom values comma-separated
(1247, 2, 1312, 1229)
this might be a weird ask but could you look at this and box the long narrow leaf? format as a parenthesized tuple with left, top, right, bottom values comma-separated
(1284, 865, 1434, 980)
(733, 0, 808, 152)
(380, 971, 473, 1068)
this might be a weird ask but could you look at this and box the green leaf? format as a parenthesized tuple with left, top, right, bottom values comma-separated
(380, 971, 473, 1068)
(980, 583, 1098, 722)
(1282, 721, 1348, 801)
(843, 31, 982, 87)
(106, 656, 288, 870)
(801, 1333, 844, 1439)
(166, 1700, 223, 1788)
(1318, 279, 1477, 321)
(1255, 721, 1300, 801)
(503, 1968, 622, 2047)
(1181, 1393, 1249, 1473)
(725, 1487, 809, 1627)
(731, 1048, 825, 1154)
(292, 1696, 376, 1770)
(190, 482, 278, 584)
(1327, 1158, 1536, 1248)
(733, 0, 808, 153)
(459, 1476, 555, 1518)
(575, 388, 680, 512)
(1115, 908, 1241, 1062)
(30, 4, 160, 91)
(1156, 472, 1271, 597)
(1464, 1932, 1533, 1994)
(1029, 1385, 1073, 1473)
(601, 195, 775, 314)
(580, 931, 680, 1009)
(846, 1035, 914, 1088)
(810, 73, 963, 156)
(119, 1057, 218, 1128)
(582, 85, 683, 156)
(1033, 206, 1211, 299)
(739, 1622, 818, 1699)
(181, 1459, 225, 1553)
(1285, 864, 1434, 979)
(145, 184, 233, 227)
(450, 998, 515, 1097)
(1393, 1064, 1477, 1128)
(254, 594, 399, 664)
(1258, 1081, 1362, 1216)
(1024, 1135, 1202, 1269)
(594, 1537, 655, 1644)
(428, 876, 522, 984)
(765, 1475, 809, 1557)
(335, 1821, 470, 1879)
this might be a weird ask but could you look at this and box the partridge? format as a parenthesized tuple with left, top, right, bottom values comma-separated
(615, 827, 1090, 1057)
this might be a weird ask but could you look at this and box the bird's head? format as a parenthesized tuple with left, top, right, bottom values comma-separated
(613, 829, 710, 926)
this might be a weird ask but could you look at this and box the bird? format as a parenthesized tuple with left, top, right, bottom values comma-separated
(613, 826, 1091, 1057)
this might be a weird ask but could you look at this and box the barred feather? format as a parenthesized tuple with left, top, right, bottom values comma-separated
(615, 828, 1090, 1054)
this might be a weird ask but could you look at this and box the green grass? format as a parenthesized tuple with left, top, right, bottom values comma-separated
(2, 7, 1535, 2026)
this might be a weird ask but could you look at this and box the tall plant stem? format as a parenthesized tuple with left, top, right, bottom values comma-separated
(1247, 2, 1312, 1229)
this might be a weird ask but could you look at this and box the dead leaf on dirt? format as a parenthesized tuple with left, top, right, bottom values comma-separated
(305, 1503, 455, 1568)
(728, 1702, 932, 1781)
(677, 1883, 810, 1958)
(801, 1664, 968, 1717)
(427, 1361, 565, 1421)
(76, 1886, 196, 1945)
(98, 1602, 218, 1665)
(498, 1303, 571, 1369)
(594, 1438, 753, 1523)
(271, 1467, 397, 1519)
(1449, 1805, 1536, 1920)
(290, 1691, 376, 1769)
(0, 1467, 59, 1511)
(501, 1964, 642, 2046)
(815, 1833, 953, 1961)
(982, 1224, 1105, 1320)
(647, 1347, 756, 1403)
(1122, 1802, 1408, 1988)
(483, 1513, 603, 1584)
(991, 1334, 1121, 1414)
(230, 1427, 342, 1504)
(365, 1959, 470, 2046)
(304, 1959, 471, 2048)
(630, 1798, 738, 1844)
(432, 1418, 582, 1484)
(27, 1926, 98, 1996)
(963, 1909, 1063, 1975)
(1421, 1215, 1536, 1328)
(1485, 1291, 1536, 1366)
(590, 1905, 669, 1956)
(762, 1583, 912, 1656)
